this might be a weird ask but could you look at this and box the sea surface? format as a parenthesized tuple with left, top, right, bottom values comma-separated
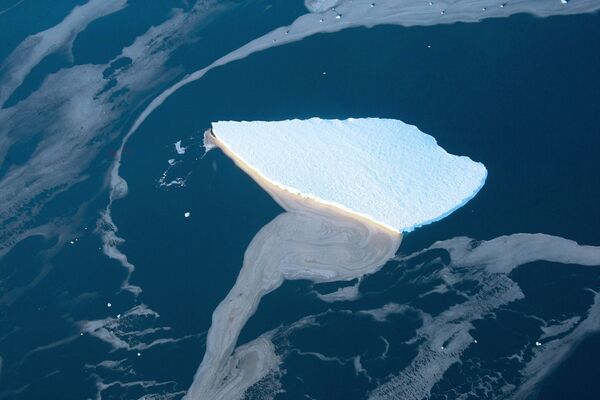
(0, 1, 599, 399)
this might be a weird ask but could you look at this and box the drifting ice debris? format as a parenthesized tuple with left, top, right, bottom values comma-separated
(175, 140, 186, 154)
(69, 240, 75, 245)
(107, 302, 112, 308)
(137, 352, 141, 357)
(535, 341, 542, 346)
(184, 212, 191, 218)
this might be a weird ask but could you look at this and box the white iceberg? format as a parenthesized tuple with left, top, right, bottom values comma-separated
(209, 117, 487, 232)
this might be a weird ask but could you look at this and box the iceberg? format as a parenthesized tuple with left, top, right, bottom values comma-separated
(208, 117, 487, 233)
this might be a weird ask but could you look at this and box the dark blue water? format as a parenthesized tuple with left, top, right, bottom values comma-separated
(1, 2, 599, 399)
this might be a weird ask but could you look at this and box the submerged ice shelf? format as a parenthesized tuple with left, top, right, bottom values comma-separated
(209, 118, 487, 232)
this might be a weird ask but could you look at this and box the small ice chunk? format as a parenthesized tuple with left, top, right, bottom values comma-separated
(69, 240, 75, 244)
(107, 302, 112, 308)
(175, 140, 186, 154)
(137, 352, 141, 357)
(211, 118, 487, 233)
(335, 14, 341, 19)
(473, 339, 478, 343)
(168, 158, 176, 165)
(535, 341, 542, 346)
(184, 212, 191, 218)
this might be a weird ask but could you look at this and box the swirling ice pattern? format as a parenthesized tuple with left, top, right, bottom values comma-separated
(185, 210, 400, 400)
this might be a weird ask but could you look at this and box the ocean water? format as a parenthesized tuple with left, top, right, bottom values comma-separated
(1, 1, 599, 399)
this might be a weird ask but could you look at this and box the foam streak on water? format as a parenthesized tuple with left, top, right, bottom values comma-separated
(184, 210, 400, 400)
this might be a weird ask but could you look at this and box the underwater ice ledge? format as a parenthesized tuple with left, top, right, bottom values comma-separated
(205, 117, 488, 234)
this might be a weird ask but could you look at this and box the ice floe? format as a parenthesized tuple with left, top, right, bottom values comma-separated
(174, 140, 186, 155)
(211, 118, 487, 232)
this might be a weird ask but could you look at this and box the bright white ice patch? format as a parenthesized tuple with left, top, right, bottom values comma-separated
(212, 118, 487, 232)
(174, 140, 186, 154)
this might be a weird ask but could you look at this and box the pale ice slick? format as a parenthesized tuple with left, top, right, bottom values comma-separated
(210, 117, 487, 232)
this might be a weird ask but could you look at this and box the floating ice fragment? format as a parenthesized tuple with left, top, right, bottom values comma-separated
(535, 341, 542, 346)
(174, 140, 186, 154)
(335, 14, 341, 19)
(107, 302, 112, 308)
(69, 240, 75, 245)
(137, 352, 141, 357)
(184, 212, 191, 218)
(210, 118, 487, 233)
(474, 339, 478, 343)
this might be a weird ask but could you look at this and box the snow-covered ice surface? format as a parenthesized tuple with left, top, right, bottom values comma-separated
(212, 118, 487, 232)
